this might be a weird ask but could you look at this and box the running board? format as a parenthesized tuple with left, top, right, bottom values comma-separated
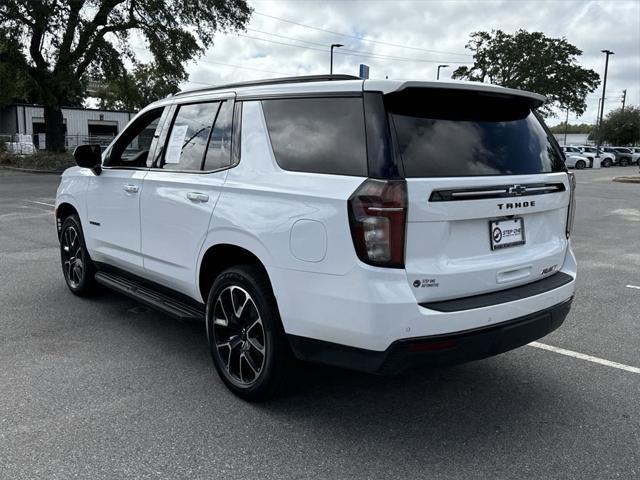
(94, 271, 205, 321)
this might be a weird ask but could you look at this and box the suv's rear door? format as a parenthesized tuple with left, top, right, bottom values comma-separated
(140, 97, 238, 297)
(384, 87, 571, 303)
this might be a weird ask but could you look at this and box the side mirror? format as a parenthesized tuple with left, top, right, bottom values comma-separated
(73, 144, 102, 175)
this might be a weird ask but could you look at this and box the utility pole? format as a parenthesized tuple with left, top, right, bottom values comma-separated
(564, 106, 570, 146)
(597, 49, 614, 155)
(437, 64, 449, 80)
(330, 44, 343, 75)
(621, 89, 627, 111)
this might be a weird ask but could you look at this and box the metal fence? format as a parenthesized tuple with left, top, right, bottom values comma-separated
(0, 133, 116, 154)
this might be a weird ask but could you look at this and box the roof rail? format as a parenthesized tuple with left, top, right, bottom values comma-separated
(174, 74, 361, 97)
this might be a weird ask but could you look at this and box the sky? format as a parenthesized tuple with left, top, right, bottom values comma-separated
(145, 0, 640, 126)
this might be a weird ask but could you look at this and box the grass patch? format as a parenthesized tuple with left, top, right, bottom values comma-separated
(0, 151, 76, 172)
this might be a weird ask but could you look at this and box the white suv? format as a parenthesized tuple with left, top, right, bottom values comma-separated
(55, 75, 577, 400)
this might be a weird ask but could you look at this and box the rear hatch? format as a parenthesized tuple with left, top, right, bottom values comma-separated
(384, 87, 571, 303)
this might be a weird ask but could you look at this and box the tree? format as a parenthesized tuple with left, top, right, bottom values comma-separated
(0, 29, 38, 107)
(452, 30, 600, 117)
(597, 107, 640, 145)
(96, 61, 184, 111)
(548, 122, 595, 135)
(0, 1, 251, 151)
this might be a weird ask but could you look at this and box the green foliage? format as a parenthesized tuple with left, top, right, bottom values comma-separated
(597, 107, 640, 145)
(548, 122, 595, 134)
(453, 30, 600, 116)
(0, 0, 252, 150)
(0, 150, 75, 171)
(0, 30, 39, 106)
(96, 62, 184, 111)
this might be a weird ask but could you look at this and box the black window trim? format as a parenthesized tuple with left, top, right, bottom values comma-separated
(261, 94, 369, 178)
(102, 106, 167, 171)
(149, 96, 239, 175)
(238, 91, 360, 102)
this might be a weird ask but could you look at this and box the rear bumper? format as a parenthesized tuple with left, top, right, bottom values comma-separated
(288, 297, 572, 374)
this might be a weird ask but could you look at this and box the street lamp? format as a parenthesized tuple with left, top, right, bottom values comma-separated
(330, 44, 343, 74)
(596, 49, 614, 155)
(437, 64, 449, 80)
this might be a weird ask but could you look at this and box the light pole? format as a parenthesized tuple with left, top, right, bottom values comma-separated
(330, 44, 343, 74)
(596, 49, 614, 155)
(437, 64, 449, 80)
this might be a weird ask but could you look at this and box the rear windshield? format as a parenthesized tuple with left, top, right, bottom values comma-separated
(386, 88, 565, 177)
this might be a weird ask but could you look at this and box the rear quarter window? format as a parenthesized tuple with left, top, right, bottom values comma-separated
(261, 97, 367, 176)
(386, 88, 565, 177)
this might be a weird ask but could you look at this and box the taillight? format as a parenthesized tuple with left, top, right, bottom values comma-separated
(566, 172, 576, 238)
(348, 179, 407, 268)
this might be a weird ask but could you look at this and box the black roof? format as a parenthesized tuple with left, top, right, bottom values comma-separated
(174, 74, 361, 97)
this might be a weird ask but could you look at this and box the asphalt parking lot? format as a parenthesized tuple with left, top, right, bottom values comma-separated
(1, 166, 639, 479)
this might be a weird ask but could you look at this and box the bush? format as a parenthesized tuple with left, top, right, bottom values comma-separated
(0, 150, 76, 171)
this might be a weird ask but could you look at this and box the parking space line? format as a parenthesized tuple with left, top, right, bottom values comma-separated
(626, 285, 640, 290)
(24, 200, 55, 207)
(529, 342, 640, 374)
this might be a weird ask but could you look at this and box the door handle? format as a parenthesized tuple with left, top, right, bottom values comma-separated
(123, 184, 139, 194)
(187, 192, 209, 203)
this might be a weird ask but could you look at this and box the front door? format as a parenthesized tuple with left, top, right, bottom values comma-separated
(85, 108, 166, 274)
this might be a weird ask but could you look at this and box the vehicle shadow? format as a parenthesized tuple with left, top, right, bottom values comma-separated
(87, 289, 584, 472)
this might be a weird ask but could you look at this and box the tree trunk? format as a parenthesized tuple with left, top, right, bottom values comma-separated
(44, 103, 66, 152)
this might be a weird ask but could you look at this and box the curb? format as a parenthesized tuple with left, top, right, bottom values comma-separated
(0, 165, 64, 174)
(613, 176, 640, 184)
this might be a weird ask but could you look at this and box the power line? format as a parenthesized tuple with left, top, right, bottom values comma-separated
(253, 11, 472, 57)
(236, 33, 470, 64)
(129, 46, 293, 82)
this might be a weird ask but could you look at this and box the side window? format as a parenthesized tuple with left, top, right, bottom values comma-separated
(106, 108, 163, 167)
(203, 100, 233, 171)
(162, 102, 220, 171)
(261, 97, 367, 176)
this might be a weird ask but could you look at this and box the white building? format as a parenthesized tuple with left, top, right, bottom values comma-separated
(0, 103, 133, 149)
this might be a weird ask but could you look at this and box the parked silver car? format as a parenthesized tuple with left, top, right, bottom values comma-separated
(561, 146, 590, 169)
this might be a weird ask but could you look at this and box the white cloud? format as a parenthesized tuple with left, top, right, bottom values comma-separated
(162, 0, 639, 126)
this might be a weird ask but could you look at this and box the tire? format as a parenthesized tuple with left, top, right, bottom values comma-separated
(575, 160, 586, 169)
(59, 214, 96, 296)
(602, 159, 612, 168)
(206, 265, 291, 401)
(620, 158, 629, 167)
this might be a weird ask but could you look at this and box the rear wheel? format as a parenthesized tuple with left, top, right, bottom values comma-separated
(206, 265, 291, 401)
(620, 158, 629, 167)
(575, 160, 586, 169)
(59, 215, 96, 296)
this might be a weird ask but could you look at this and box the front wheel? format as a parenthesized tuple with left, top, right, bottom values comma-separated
(620, 158, 629, 167)
(206, 265, 291, 401)
(602, 159, 612, 167)
(59, 214, 96, 296)
(575, 160, 586, 169)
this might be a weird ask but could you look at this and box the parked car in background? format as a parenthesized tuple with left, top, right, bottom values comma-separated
(561, 146, 590, 169)
(578, 145, 614, 167)
(602, 147, 632, 166)
(613, 147, 639, 165)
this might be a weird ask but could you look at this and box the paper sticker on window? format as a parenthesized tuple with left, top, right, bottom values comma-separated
(165, 124, 189, 164)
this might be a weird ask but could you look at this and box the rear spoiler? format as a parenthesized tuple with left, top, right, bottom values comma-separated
(364, 80, 546, 108)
